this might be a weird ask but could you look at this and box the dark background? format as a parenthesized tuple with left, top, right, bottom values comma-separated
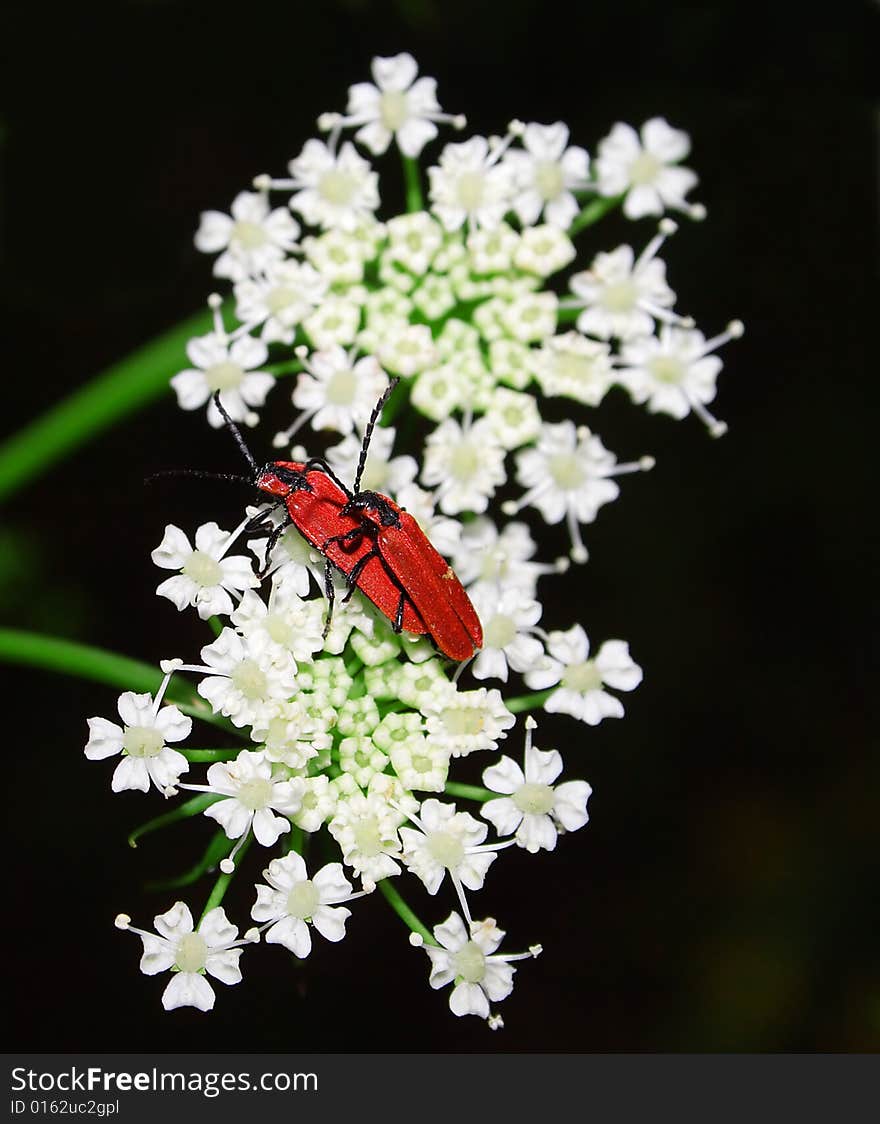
(2, 1, 877, 1052)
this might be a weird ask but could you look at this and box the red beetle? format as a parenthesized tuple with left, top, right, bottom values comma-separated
(214, 387, 482, 662)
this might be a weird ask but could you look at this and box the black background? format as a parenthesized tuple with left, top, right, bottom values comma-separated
(3, 1, 877, 1052)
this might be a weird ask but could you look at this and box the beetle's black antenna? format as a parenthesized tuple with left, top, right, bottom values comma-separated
(213, 392, 259, 474)
(353, 378, 400, 495)
(146, 469, 255, 487)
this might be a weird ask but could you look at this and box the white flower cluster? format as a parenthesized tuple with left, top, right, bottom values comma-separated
(87, 52, 741, 1026)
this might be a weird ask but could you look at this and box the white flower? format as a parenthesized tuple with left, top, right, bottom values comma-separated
(288, 346, 389, 436)
(251, 854, 362, 957)
(505, 121, 590, 228)
(201, 749, 304, 847)
(234, 259, 328, 344)
(249, 699, 322, 770)
(119, 902, 245, 1012)
(500, 290, 558, 343)
(325, 425, 416, 496)
(524, 625, 642, 725)
(468, 585, 544, 682)
(152, 520, 259, 620)
(616, 322, 743, 436)
(466, 222, 520, 274)
(410, 362, 468, 422)
(428, 136, 516, 231)
(302, 296, 362, 350)
(484, 387, 542, 450)
(231, 582, 325, 664)
(505, 421, 632, 562)
(567, 220, 688, 341)
(328, 790, 406, 882)
(452, 517, 555, 595)
(400, 799, 500, 895)
(196, 628, 298, 728)
(423, 684, 515, 757)
(421, 417, 507, 515)
(303, 227, 372, 284)
(291, 774, 338, 832)
(424, 912, 522, 1020)
(284, 139, 379, 231)
(170, 332, 273, 428)
(482, 720, 592, 852)
(531, 332, 614, 406)
(372, 713, 450, 793)
(385, 211, 445, 274)
(378, 323, 438, 378)
(595, 118, 699, 219)
(85, 683, 190, 794)
(194, 190, 300, 281)
(341, 52, 461, 158)
(514, 224, 576, 277)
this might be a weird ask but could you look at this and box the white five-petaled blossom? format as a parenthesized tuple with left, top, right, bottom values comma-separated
(282, 346, 390, 441)
(531, 332, 615, 406)
(505, 420, 648, 562)
(194, 190, 300, 281)
(251, 853, 363, 958)
(504, 121, 591, 229)
(595, 118, 700, 220)
(340, 52, 462, 158)
(524, 625, 642, 725)
(421, 416, 507, 515)
(196, 628, 298, 729)
(425, 912, 533, 1021)
(482, 720, 592, 852)
(328, 790, 407, 883)
(616, 322, 743, 436)
(567, 220, 689, 341)
(453, 517, 561, 596)
(467, 585, 545, 682)
(84, 675, 190, 793)
(170, 331, 273, 428)
(400, 799, 502, 897)
(428, 135, 517, 232)
(281, 139, 380, 231)
(233, 259, 328, 345)
(118, 902, 246, 1012)
(423, 683, 516, 758)
(231, 582, 326, 665)
(199, 749, 305, 850)
(152, 519, 259, 620)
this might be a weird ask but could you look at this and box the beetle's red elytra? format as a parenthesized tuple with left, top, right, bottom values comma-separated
(215, 387, 482, 662)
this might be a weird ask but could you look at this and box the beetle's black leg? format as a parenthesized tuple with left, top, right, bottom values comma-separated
(322, 558, 336, 639)
(257, 520, 290, 579)
(342, 548, 381, 602)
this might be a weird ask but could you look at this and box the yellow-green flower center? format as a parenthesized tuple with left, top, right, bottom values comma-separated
(286, 879, 320, 920)
(182, 549, 222, 586)
(514, 781, 555, 815)
(122, 725, 164, 758)
(204, 361, 244, 392)
(175, 932, 208, 973)
(562, 659, 603, 693)
(455, 940, 486, 984)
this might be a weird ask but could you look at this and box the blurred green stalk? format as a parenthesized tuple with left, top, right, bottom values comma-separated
(0, 305, 213, 504)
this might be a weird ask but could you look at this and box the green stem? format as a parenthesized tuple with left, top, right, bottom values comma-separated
(505, 689, 553, 714)
(145, 829, 233, 891)
(178, 748, 240, 762)
(0, 304, 218, 504)
(444, 781, 497, 803)
(569, 193, 622, 236)
(378, 879, 435, 945)
(0, 628, 235, 731)
(128, 793, 223, 848)
(200, 833, 252, 921)
(557, 306, 580, 323)
(265, 359, 304, 377)
(207, 616, 223, 639)
(401, 155, 424, 213)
